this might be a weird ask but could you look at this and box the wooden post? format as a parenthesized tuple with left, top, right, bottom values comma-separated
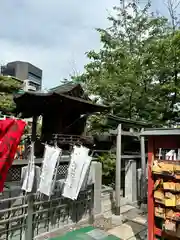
(115, 124, 122, 215)
(25, 115, 37, 240)
(26, 194, 34, 240)
(140, 128, 146, 204)
(31, 116, 37, 142)
(148, 137, 154, 240)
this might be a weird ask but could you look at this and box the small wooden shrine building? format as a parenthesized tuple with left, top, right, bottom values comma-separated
(13, 82, 108, 152)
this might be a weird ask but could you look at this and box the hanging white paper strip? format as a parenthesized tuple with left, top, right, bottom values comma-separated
(21, 166, 40, 193)
(74, 154, 92, 200)
(38, 145, 61, 197)
(63, 145, 92, 200)
(21, 143, 35, 192)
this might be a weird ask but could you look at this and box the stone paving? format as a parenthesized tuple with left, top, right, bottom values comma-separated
(107, 205, 147, 240)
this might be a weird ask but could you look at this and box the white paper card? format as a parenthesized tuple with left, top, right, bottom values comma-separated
(63, 146, 92, 200)
(38, 145, 61, 196)
(21, 144, 35, 192)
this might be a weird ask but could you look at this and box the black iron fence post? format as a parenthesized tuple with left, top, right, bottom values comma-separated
(26, 194, 34, 240)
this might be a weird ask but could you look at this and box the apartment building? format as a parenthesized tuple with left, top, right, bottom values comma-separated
(1, 61, 42, 91)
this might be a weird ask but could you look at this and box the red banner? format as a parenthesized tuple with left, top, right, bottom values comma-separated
(0, 119, 26, 192)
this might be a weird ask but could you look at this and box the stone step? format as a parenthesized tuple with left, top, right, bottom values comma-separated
(122, 208, 147, 226)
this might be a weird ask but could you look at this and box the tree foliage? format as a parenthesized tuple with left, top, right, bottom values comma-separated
(98, 152, 116, 187)
(74, 0, 180, 126)
(0, 76, 21, 113)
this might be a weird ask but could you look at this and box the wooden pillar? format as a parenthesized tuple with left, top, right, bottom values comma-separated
(25, 115, 37, 240)
(115, 124, 122, 215)
(148, 137, 154, 240)
(140, 128, 146, 203)
(31, 116, 37, 142)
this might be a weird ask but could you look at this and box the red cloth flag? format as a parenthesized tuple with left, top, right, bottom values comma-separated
(0, 119, 26, 192)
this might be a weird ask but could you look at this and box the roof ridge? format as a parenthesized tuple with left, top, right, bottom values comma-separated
(50, 81, 79, 91)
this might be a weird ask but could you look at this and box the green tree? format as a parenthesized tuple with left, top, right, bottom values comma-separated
(0, 75, 22, 113)
(74, 0, 180, 126)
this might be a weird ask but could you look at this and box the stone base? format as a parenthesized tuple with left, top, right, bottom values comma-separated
(93, 215, 112, 230)
(34, 214, 103, 240)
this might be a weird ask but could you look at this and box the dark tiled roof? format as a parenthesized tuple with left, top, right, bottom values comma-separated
(49, 82, 90, 100)
(107, 114, 154, 127)
(13, 91, 108, 118)
(49, 82, 79, 94)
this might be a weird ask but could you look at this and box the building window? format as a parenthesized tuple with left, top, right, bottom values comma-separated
(1, 66, 15, 77)
(28, 72, 41, 85)
(29, 80, 40, 89)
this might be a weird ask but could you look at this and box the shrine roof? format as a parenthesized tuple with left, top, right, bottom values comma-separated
(14, 90, 108, 118)
(140, 128, 180, 136)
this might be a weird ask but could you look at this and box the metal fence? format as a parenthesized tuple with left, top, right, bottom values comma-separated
(7, 157, 70, 182)
(0, 158, 95, 240)
(0, 187, 93, 240)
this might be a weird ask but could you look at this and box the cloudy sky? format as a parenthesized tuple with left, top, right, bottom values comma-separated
(0, 0, 168, 89)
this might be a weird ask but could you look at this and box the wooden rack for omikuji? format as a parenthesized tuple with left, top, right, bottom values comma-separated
(142, 129, 180, 240)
